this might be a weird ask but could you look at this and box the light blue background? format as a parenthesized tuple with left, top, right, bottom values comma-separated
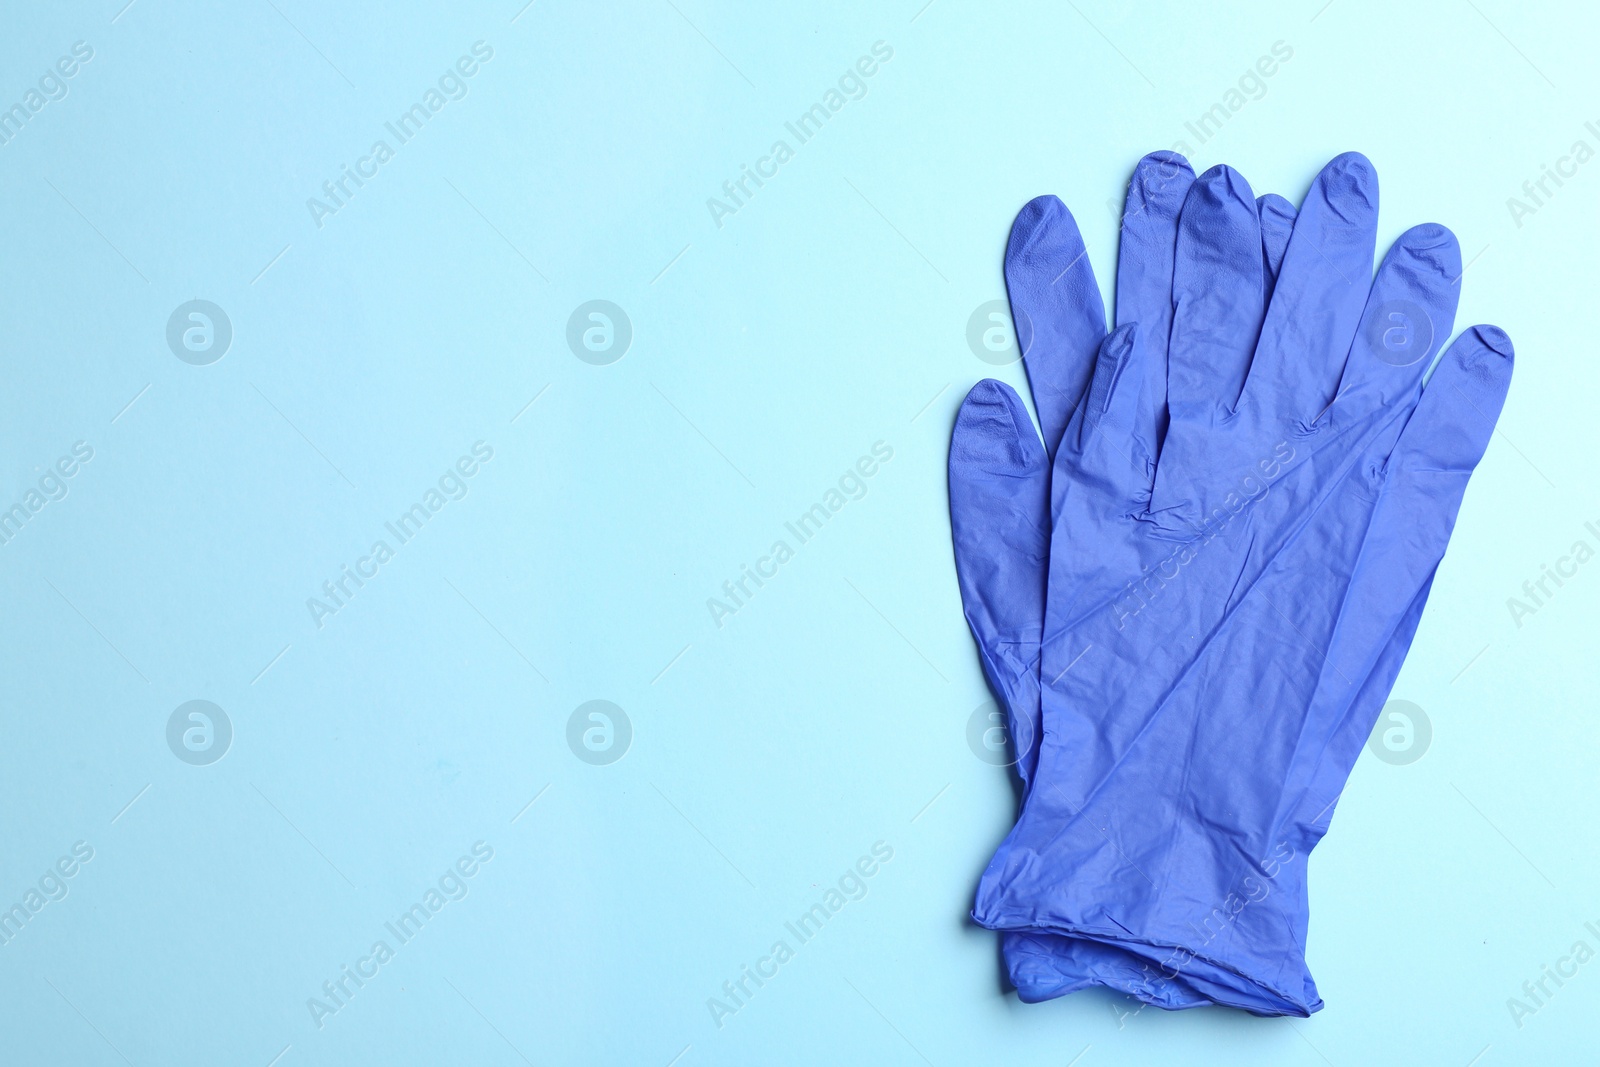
(0, 0, 1593, 1063)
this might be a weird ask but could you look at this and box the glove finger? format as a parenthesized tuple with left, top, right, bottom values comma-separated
(1257, 193, 1296, 295)
(1066, 323, 1150, 508)
(1392, 325, 1513, 473)
(1006, 196, 1107, 460)
(1168, 165, 1265, 421)
(1306, 328, 1510, 705)
(1241, 152, 1380, 424)
(950, 379, 1049, 641)
(1326, 224, 1461, 431)
(1115, 152, 1196, 469)
(1312, 327, 1511, 726)
(1116, 152, 1196, 329)
(1147, 166, 1264, 520)
(949, 379, 1050, 781)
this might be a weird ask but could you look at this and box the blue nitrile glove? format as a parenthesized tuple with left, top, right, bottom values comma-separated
(952, 159, 1303, 1005)
(955, 158, 1506, 1012)
(969, 153, 1512, 1015)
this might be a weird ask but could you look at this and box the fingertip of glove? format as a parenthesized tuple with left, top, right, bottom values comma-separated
(1008, 195, 1080, 262)
(960, 377, 1024, 422)
(1458, 325, 1515, 373)
(1103, 320, 1137, 361)
(1400, 325, 1513, 470)
(1013, 195, 1067, 235)
(1257, 192, 1295, 223)
(1187, 164, 1258, 217)
(953, 380, 1042, 471)
(1085, 323, 1139, 419)
(1316, 151, 1378, 212)
(1132, 150, 1196, 191)
(1391, 222, 1461, 278)
(1467, 324, 1513, 358)
(1197, 163, 1254, 198)
(1135, 149, 1193, 174)
(1427, 326, 1512, 410)
(1127, 152, 1195, 216)
(1325, 150, 1376, 180)
(1398, 221, 1454, 249)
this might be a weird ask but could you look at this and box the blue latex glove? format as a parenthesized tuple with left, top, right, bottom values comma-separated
(967, 153, 1512, 1015)
(952, 157, 1302, 1004)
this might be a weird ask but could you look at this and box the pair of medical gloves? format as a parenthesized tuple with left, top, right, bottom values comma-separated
(948, 151, 1512, 1015)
